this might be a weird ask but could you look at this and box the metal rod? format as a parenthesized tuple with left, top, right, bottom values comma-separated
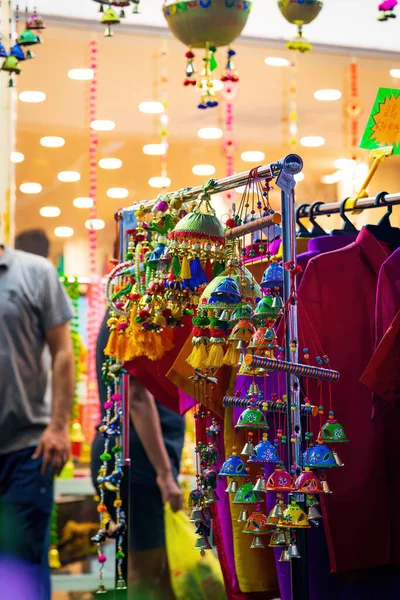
(297, 192, 400, 218)
(225, 213, 282, 239)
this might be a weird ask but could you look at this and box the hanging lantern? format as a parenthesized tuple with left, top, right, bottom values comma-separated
(163, 0, 252, 109)
(278, 0, 323, 53)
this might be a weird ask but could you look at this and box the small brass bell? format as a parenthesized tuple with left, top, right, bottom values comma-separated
(288, 543, 301, 559)
(48, 544, 61, 569)
(237, 508, 249, 523)
(225, 479, 238, 494)
(96, 582, 107, 594)
(220, 309, 231, 322)
(236, 340, 247, 350)
(116, 579, 127, 590)
(279, 548, 290, 562)
(269, 528, 290, 547)
(272, 295, 284, 309)
(333, 450, 344, 467)
(253, 477, 267, 493)
(189, 508, 205, 522)
(241, 442, 255, 456)
(194, 536, 212, 550)
(322, 479, 332, 494)
(250, 535, 265, 549)
(307, 505, 322, 520)
(271, 502, 284, 519)
(248, 382, 260, 396)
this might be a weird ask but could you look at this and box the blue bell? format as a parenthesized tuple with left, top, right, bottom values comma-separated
(210, 277, 241, 304)
(248, 434, 280, 463)
(0, 42, 7, 58)
(10, 44, 25, 61)
(303, 444, 337, 469)
(261, 263, 283, 289)
(219, 454, 247, 477)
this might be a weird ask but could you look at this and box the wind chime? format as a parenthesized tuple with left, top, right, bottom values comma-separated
(92, 0, 141, 36)
(49, 503, 62, 569)
(277, 0, 323, 53)
(377, 0, 398, 20)
(0, 2, 46, 87)
(163, 0, 250, 109)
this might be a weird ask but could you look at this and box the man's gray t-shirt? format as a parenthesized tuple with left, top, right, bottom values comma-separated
(0, 246, 73, 454)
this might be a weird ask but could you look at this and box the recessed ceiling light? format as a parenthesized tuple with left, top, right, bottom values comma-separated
(20, 182, 42, 194)
(139, 101, 164, 114)
(40, 136, 65, 148)
(300, 136, 325, 147)
(149, 176, 171, 188)
(390, 69, 400, 78)
(264, 56, 290, 67)
(10, 152, 24, 163)
(57, 171, 80, 183)
(294, 172, 304, 182)
(68, 68, 94, 81)
(334, 158, 356, 170)
(98, 158, 122, 170)
(241, 150, 265, 162)
(107, 187, 129, 199)
(40, 206, 61, 218)
(142, 143, 167, 156)
(19, 91, 46, 103)
(54, 226, 74, 238)
(197, 127, 223, 140)
(314, 89, 342, 101)
(192, 164, 216, 176)
(73, 197, 94, 209)
(321, 171, 345, 184)
(91, 120, 115, 131)
(85, 218, 105, 231)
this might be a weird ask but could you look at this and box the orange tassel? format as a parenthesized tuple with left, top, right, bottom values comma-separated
(104, 328, 117, 358)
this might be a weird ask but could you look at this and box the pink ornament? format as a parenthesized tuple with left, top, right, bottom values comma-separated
(98, 555, 107, 564)
(104, 401, 114, 410)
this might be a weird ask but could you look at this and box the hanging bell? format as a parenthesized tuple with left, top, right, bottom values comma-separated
(233, 482, 260, 505)
(272, 295, 284, 309)
(1, 55, 21, 74)
(241, 441, 255, 456)
(267, 500, 285, 525)
(189, 508, 205, 522)
(269, 528, 290, 547)
(248, 434, 280, 463)
(219, 454, 247, 477)
(318, 417, 349, 444)
(260, 262, 284, 289)
(236, 407, 269, 430)
(101, 6, 120, 36)
(96, 582, 107, 594)
(307, 505, 322, 520)
(194, 536, 212, 550)
(288, 542, 301, 559)
(219, 309, 231, 322)
(321, 479, 332, 494)
(116, 579, 127, 590)
(279, 548, 290, 562)
(48, 544, 61, 569)
(210, 276, 241, 304)
(250, 535, 265, 549)
(253, 476, 267, 493)
(333, 450, 344, 467)
(225, 479, 238, 494)
(247, 382, 260, 396)
(280, 500, 311, 529)
(237, 508, 249, 523)
(204, 489, 219, 505)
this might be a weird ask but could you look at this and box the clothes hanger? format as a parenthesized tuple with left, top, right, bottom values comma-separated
(296, 203, 311, 238)
(366, 191, 400, 248)
(308, 201, 327, 238)
(331, 198, 359, 236)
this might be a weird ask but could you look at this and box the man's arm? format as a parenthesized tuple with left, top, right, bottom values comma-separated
(129, 378, 183, 512)
(32, 323, 75, 475)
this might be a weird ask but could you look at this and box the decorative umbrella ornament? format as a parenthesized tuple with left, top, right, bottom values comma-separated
(377, 0, 398, 20)
(278, 0, 323, 53)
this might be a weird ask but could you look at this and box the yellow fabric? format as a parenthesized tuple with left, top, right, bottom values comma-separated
(165, 504, 227, 600)
(224, 408, 278, 594)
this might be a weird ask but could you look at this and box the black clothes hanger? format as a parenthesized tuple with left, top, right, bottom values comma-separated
(308, 202, 327, 238)
(366, 191, 400, 248)
(296, 203, 311, 238)
(331, 198, 359, 236)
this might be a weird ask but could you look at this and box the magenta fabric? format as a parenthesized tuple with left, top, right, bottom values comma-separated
(296, 234, 357, 287)
(375, 247, 400, 343)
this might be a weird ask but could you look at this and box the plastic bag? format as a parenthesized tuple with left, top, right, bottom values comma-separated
(165, 504, 227, 600)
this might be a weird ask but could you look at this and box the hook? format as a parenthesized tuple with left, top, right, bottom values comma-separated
(339, 198, 358, 233)
(309, 202, 326, 238)
(296, 203, 310, 238)
(374, 191, 392, 227)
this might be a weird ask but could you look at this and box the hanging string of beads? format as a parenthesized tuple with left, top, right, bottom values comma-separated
(48, 503, 62, 569)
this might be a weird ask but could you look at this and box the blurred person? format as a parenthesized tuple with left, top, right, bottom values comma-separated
(92, 312, 185, 599)
(0, 230, 75, 600)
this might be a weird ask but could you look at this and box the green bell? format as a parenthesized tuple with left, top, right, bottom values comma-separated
(17, 29, 40, 46)
(1, 55, 20, 75)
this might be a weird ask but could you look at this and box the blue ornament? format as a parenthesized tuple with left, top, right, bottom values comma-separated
(211, 277, 241, 304)
(303, 444, 337, 469)
(0, 42, 7, 58)
(219, 454, 247, 477)
(248, 438, 280, 463)
(261, 263, 284, 289)
(10, 43, 25, 61)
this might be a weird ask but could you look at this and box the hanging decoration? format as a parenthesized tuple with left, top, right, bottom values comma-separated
(344, 59, 363, 162)
(288, 57, 298, 146)
(377, 0, 398, 20)
(278, 0, 323, 53)
(92, 1, 140, 35)
(163, 0, 251, 109)
(49, 503, 62, 569)
(221, 74, 237, 205)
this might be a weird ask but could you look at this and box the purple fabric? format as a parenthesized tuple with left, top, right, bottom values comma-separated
(0, 557, 40, 600)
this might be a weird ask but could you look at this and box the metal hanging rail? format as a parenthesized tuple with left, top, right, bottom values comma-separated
(297, 192, 400, 217)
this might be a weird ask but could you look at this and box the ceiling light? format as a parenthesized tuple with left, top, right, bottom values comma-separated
(73, 197, 94, 209)
(148, 176, 171, 188)
(300, 136, 325, 147)
(98, 158, 122, 169)
(294, 172, 304, 182)
(20, 182, 42, 194)
(107, 187, 129, 199)
(142, 143, 166, 156)
(91, 120, 115, 131)
(139, 101, 164, 114)
(10, 152, 24, 163)
(19, 91, 46, 103)
(321, 171, 345, 184)
(334, 158, 356, 170)
(192, 164, 216, 176)
(57, 171, 80, 183)
(85, 218, 105, 231)
(314, 89, 342, 101)
(40, 206, 61, 218)
(68, 68, 94, 81)
(390, 69, 400, 78)
(197, 127, 223, 140)
(264, 56, 290, 67)
(40, 136, 65, 148)
(54, 226, 74, 238)
(241, 150, 265, 162)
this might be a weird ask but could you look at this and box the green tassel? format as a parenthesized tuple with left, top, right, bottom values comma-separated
(210, 54, 218, 72)
(171, 255, 181, 278)
(212, 261, 225, 277)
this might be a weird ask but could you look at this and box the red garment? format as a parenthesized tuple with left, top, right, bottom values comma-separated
(298, 227, 392, 573)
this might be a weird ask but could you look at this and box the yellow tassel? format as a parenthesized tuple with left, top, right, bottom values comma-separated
(187, 342, 208, 370)
(116, 332, 127, 361)
(129, 304, 140, 332)
(205, 343, 225, 369)
(223, 342, 240, 367)
(180, 255, 191, 280)
(104, 328, 117, 357)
